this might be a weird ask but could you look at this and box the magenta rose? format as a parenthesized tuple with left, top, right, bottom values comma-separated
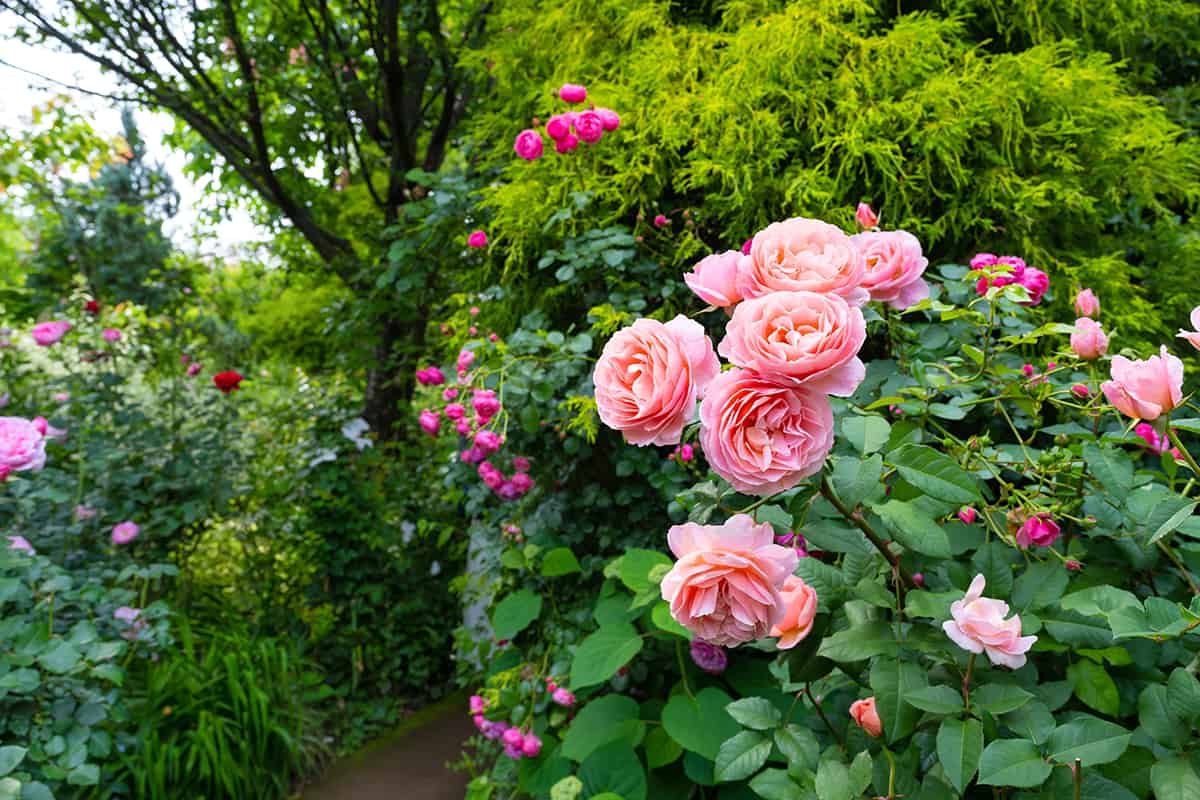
(0, 417, 47, 472)
(554, 133, 579, 154)
(1016, 512, 1061, 549)
(738, 217, 868, 305)
(1101, 345, 1184, 422)
(593, 315, 719, 446)
(683, 250, 743, 308)
(595, 108, 620, 131)
(545, 114, 572, 141)
(574, 111, 604, 144)
(31, 320, 71, 347)
(718, 291, 866, 396)
(699, 368, 834, 496)
(850, 230, 930, 309)
(112, 521, 140, 545)
(513, 129, 544, 161)
(558, 83, 587, 103)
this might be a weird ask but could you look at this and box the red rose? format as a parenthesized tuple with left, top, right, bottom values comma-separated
(84, 300, 100, 315)
(212, 371, 244, 394)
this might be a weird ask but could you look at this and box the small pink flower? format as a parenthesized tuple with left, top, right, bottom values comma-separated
(653, 214, 669, 228)
(31, 321, 71, 346)
(545, 114, 572, 141)
(1074, 289, 1100, 318)
(7, 535, 34, 554)
(187, 362, 203, 377)
(442, 388, 459, 401)
(1022, 364, 1036, 377)
(54, 392, 69, 403)
(0, 417, 47, 472)
(469, 306, 481, 316)
(112, 521, 140, 545)
(957, 507, 978, 524)
(1177, 306, 1200, 352)
(467, 230, 488, 248)
(575, 111, 604, 144)
(469, 326, 478, 336)
(741, 238, 753, 256)
(510, 472, 534, 494)
(943, 574, 1037, 668)
(472, 389, 501, 419)
(912, 572, 925, 587)
(1134, 422, 1170, 454)
(513, 129, 544, 161)
(425, 366, 446, 385)
(554, 133, 579, 153)
(512, 456, 531, 471)
(455, 418, 471, 436)
(469, 695, 487, 714)
(770, 575, 818, 650)
(1016, 512, 1060, 549)
(460, 448, 485, 465)
(102, 328, 122, 342)
(970, 253, 999, 270)
(551, 688, 575, 706)
(689, 640, 727, 674)
(595, 108, 620, 131)
(1071, 384, 1090, 398)
(521, 733, 542, 758)
(683, 250, 743, 308)
(558, 83, 587, 103)
(75, 505, 97, 520)
(113, 606, 141, 624)
(1018, 267, 1049, 306)
(1101, 346, 1184, 421)
(855, 202, 878, 228)
(475, 430, 501, 453)
(1070, 318, 1109, 360)
(1065, 560, 1083, 571)
(849, 698, 883, 738)
(678, 444, 694, 462)
(445, 403, 466, 420)
(419, 409, 440, 437)
(457, 350, 476, 371)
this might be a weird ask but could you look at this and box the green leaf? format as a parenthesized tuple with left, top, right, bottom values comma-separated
(749, 769, 804, 800)
(1040, 611, 1115, 648)
(936, 718, 983, 793)
(491, 589, 543, 640)
(870, 659, 926, 742)
(831, 454, 884, 510)
(561, 694, 644, 762)
(973, 683, 1033, 715)
(18, 781, 52, 800)
(0, 748, 26, 779)
(1083, 443, 1133, 498)
(814, 757, 852, 800)
(39, 640, 82, 674)
(66, 763, 99, 786)
(978, 739, 1052, 788)
(661, 688, 739, 761)
(1003, 701, 1057, 745)
(888, 445, 980, 503)
(725, 698, 782, 730)
(1011, 561, 1069, 611)
(569, 623, 644, 690)
(841, 416, 890, 455)
(0, 778, 17, 800)
(1151, 757, 1200, 800)
(1046, 716, 1131, 766)
(542, 548, 582, 577)
(871, 501, 952, 558)
(818, 621, 897, 662)
(578, 742, 646, 800)
(1167, 668, 1200, 721)
(650, 602, 691, 639)
(714, 731, 771, 782)
(1068, 660, 1120, 716)
(904, 590, 960, 619)
(773, 725, 819, 771)
(905, 685, 963, 715)
(643, 726, 682, 769)
(1148, 496, 1198, 544)
(618, 549, 671, 594)
(970, 541, 1015, 598)
(1137, 684, 1189, 750)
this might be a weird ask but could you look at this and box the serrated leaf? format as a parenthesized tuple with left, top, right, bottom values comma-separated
(870, 659, 926, 742)
(542, 547, 582, 577)
(773, 725, 819, 771)
(1046, 716, 1131, 766)
(725, 698, 782, 730)
(749, 769, 804, 800)
(841, 416, 890, 455)
(978, 739, 1052, 787)
(1068, 660, 1119, 716)
(871, 501, 952, 558)
(569, 623, 643, 690)
(937, 718, 983, 793)
(714, 731, 771, 782)
(1151, 757, 1200, 800)
(906, 685, 964, 715)
(1083, 443, 1133, 498)
(818, 621, 897, 662)
(973, 683, 1033, 715)
(889, 445, 980, 503)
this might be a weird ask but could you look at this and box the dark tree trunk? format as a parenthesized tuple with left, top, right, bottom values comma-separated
(362, 311, 427, 441)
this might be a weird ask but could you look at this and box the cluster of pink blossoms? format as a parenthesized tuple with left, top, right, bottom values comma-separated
(469, 695, 542, 760)
(512, 83, 621, 160)
(971, 253, 1049, 305)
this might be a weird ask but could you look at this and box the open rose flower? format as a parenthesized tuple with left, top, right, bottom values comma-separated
(660, 514, 799, 647)
(31, 320, 71, 346)
(7, 535, 34, 554)
(699, 368, 834, 496)
(850, 230, 930, 309)
(942, 574, 1037, 669)
(1178, 306, 1200, 352)
(593, 315, 719, 446)
(1070, 318, 1109, 360)
(558, 83, 587, 103)
(718, 291, 866, 396)
(1074, 289, 1100, 318)
(770, 575, 818, 649)
(737, 217, 868, 305)
(1016, 512, 1060, 549)
(574, 111, 604, 144)
(112, 521, 140, 545)
(213, 371, 244, 394)
(849, 698, 882, 738)
(595, 108, 620, 132)
(0, 417, 47, 472)
(683, 250, 743, 308)
(513, 129, 544, 161)
(1101, 345, 1184, 421)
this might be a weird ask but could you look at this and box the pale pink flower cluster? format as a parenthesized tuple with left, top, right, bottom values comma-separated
(469, 695, 542, 759)
(512, 83, 621, 161)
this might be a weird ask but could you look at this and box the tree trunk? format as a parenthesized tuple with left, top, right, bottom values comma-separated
(362, 311, 427, 441)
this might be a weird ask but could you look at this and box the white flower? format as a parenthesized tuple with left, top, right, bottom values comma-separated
(341, 417, 373, 449)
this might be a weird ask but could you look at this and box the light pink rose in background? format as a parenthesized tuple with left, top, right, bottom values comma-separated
(102, 328, 122, 342)
(698, 368, 835, 496)
(112, 521, 140, 545)
(513, 129, 544, 161)
(558, 83, 587, 103)
(1177, 306, 1200, 352)
(850, 230, 930, 309)
(418, 409, 440, 437)
(1074, 289, 1100, 318)
(0, 417, 47, 472)
(593, 315, 719, 446)
(595, 108, 620, 132)
(574, 111, 604, 144)
(770, 575, 818, 650)
(855, 202, 878, 229)
(1101, 345, 1184, 421)
(849, 698, 883, 738)
(719, 291, 866, 396)
(1069, 318, 1109, 360)
(75, 504, 98, 520)
(942, 574, 1037, 669)
(660, 514, 799, 647)
(1016, 512, 1060, 549)
(113, 606, 141, 623)
(7, 535, 34, 554)
(54, 392, 69, 403)
(186, 362, 203, 377)
(31, 320, 71, 346)
(683, 250, 743, 308)
(738, 217, 868, 305)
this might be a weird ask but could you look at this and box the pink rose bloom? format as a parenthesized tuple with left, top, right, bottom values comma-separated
(510, 472, 534, 494)
(521, 733, 542, 758)
(473, 389, 501, 419)
(513, 129, 544, 161)
(512, 456, 530, 471)
(698, 368, 834, 496)
(1074, 289, 1100, 318)
(468, 230, 488, 248)
(958, 507, 978, 524)
(111, 521, 140, 545)
(75, 505, 98, 520)
(970, 253, 999, 270)
(850, 230, 930, 309)
(461, 447, 484, 465)
(1072, 383, 1090, 398)
(445, 403, 466, 420)
(424, 366, 446, 386)
(54, 393, 69, 403)
(442, 388, 459, 401)
(683, 250, 743, 308)
(1018, 267, 1049, 306)
(469, 695, 487, 714)
(1101, 345, 1184, 421)
(7, 535, 34, 554)
(596, 108, 620, 131)
(455, 418, 471, 436)
(1070, 318, 1109, 360)
(475, 429, 501, 453)
(741, 238, 753, 256)
(738, 218, 868, 305)
(102, 328, 122, 342)
(113, 606, 141, 623)
(1016, 512, 1060, 549)
(689, 640, 727, 674)
(678, 443, 694, 462)
(593, 316, 719, 447)
(849, 698, 883, 738)
(575, 111, 604, 144)
(187, 362, 203, 377)
(419, 409, 440, 437)
(551, 688, 575, 706)
(855, 203, 878, 229)
(545, 114, 572, 141)
(1134, 422, 1170, 454)
(653, 214, 669, 227)
(559, 83, 587, 103)
(457, 350, 475, 371)
(0, 417, 47, 472)
(770, 575, 818, 650)
(719, 291, 866, 396)
(554, 133, 579, 153)
(1177, 306, 1200, 352)
(942, 574, 1037, 669)
(31, 321, 71, 346)
(660, 514, 799, 646)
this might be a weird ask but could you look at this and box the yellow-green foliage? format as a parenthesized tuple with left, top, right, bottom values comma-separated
(471, 0, 1199, 345)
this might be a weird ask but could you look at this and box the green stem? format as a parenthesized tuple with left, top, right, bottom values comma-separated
(884, 748, 897, 800)
(962, 653, 977, 713)
(1158, 540, 1200, 596)
(676, 640, 694, 700)
(805, 684, 844, 752)
(1169, 429, 1200, 477)
(819, 478, 914, 589)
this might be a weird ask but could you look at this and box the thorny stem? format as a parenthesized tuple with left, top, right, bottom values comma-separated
(1158, 540, 1200, 596)
(1073, 759, 1082, 800)
(805, 684, 844, 752)
(962, 653, 977, 713)
(819, 478, 914, 590)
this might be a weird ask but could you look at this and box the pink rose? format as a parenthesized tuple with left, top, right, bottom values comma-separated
(699, 368, 834, 496)
(1074, 289, 1100, 318)
(770, 575, 818, 649)
(187, 362, 203, 377)
(442, 388, 459, 401)
(521, 733, 542, 758)
(1072, 383, 1090, 398)
(1016, 512, 1060, 549)
(472, 389, 500, 419)
(425, 367, 446, 386)
(419, 409, 440, 437)
(850, 230, 930, 310)
(849, 698, 883, 738)
(942, 574, 1037, 669)
(54, 393, 69, 403)
(1134, 422, 1170, 454)
(545, 114, 572, 141)
(513, 129, 544, 161)
(855, 203, 878, 229)
(653, 214, 669, 227)
(593, 315, 719, 447)
(510, 472, 534, 494)
(970, 252, 998, 270)
(31, 321, 71, 346)
(455, 418, 471, 436)
(0, 417, 47, 472)
(102, 328, 122, 342)
(957, 507, 978, 524)
(551, 687, 575, 706)
(112, 521, 140, 545)
(683, 250, 743, 308)
(554, 133, 579, 153)
(558, 83, 587, 103)
(738, 218, 868, 305)
(659, 514, 799, 646)
(113, 606, 141, 624)
(75, 504, 97, 520)
(595, 108, 620, 131)
(678, 443, 693, 462)
(1101, 345, 1184, 421)
(445, 403, 466, 420)
(1018, 267, 1049, 306)
(475, 429, 501, 453)
(741, 238, 753, 256)
(575, 111, 604, 144)
(468, 230, 487, 248)
(718, 291, 866, 396)
(1070, 318, 1109, 360)
(7, 535, 34, 554)
(1177, 306, 1200, 352)
(512, 456, 530, 471)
